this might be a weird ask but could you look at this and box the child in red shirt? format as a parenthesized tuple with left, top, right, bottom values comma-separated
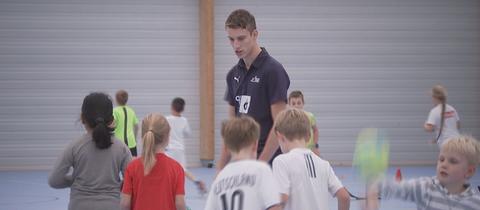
(121, 113, 186, 210)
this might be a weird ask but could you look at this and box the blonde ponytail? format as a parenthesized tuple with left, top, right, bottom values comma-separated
(140, 113, 170, 175)
(142, 131, 157, 175)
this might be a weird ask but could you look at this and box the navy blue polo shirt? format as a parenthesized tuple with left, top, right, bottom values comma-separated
(225, 47, 290, 150)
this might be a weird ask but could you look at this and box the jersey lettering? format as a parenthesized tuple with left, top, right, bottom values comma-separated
(221, 189, 244, 210)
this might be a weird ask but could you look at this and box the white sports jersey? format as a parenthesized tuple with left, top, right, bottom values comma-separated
(166, 115, 191, 150)
(204, 160, 281, 210)
(426, 104, 460, 146)
(273, 148, 343, 210)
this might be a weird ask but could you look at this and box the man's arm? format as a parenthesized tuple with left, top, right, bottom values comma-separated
(258, 101, 287, 162)
(216, 105, 236, 173)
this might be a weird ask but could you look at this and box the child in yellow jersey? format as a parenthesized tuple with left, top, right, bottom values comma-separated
(288, 90, 320, 155)
(113, 90, 139, 156)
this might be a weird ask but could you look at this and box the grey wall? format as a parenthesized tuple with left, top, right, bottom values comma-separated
(0, 0, 201, 170)
(214, 0, 480, 165)
(0, 0, 478, 170)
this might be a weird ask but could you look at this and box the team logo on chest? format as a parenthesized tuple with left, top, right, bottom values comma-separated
(233, 76, 240, 83)
(250, 76, 260, 83)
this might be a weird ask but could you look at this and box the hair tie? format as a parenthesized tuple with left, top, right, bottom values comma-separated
(95, 117, 105, 124)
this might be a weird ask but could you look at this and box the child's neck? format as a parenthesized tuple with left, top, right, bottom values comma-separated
(283, 139, 307, 153)
(443, 182, 467, 195)
(230, 149, 255, 162)
(171, 111, 181, 117)
(155, 144, 166, 153)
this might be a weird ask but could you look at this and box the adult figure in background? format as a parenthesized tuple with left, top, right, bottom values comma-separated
(217, 9, 290, 171)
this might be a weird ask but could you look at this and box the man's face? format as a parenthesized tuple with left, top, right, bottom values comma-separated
(436, 149, 474, 188)
(288, 97, 304, 109)
(226, 27, 257, 60)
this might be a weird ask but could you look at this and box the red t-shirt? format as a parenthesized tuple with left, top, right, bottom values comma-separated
(122, 153, 185, 210)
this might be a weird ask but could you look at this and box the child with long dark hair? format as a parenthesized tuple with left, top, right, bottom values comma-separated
(48, 92, 132, 210)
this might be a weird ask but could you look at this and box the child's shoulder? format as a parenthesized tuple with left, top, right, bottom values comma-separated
(225, 160, 270, 173)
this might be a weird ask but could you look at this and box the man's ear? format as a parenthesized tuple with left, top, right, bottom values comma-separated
(252, 29, 258, 39)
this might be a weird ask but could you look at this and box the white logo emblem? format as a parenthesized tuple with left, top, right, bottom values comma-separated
(238, 95, 251, 114)
(250, 76, 260, 83)
(234, 76, 240, 83)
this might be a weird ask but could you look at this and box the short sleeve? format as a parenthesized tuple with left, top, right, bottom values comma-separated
(120, 146, 133, 175)
(132, 109, 139, 124)
(266, 66, 290, 105)
(121, 162, 134, 194)
(326, 164, 343, 196)
(453, 107, 460, 121)
(426, 108, 437, 125)
(204, 185, 217, 210)
(175, 165, 185, 195)
(272, 157, 290, 195)
(259, 165, 281, 208)
(224, 71, 236, 106)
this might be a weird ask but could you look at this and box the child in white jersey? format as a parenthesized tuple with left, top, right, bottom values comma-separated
(272, 108, 350, 210)
(165, 97, 206, 193)
(204, 116, 282, 210)
(366, 135, 480, 210)
(424, 85, 460, 147)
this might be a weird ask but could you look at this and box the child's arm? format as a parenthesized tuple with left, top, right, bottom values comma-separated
(175, 195, 186, 210)
(184, 171, 206, 193)
(424, 123, 434, 132)
(133, 123, 138, 142)
(120, 193, 131, 210)
(335, 187, 350, 210)
(280, 193, 289, 208)
(48, 144, 74, 188)
(381, 178, 425, 202)
(272, 158, 290, 208)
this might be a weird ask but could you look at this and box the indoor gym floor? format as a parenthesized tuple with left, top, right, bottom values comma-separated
(1, 166, 479, 210)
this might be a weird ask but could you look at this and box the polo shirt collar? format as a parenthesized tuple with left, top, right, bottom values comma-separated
(237, 47, 269, 70)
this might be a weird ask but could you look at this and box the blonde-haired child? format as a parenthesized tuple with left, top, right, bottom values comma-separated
(366, 135, 480, 210)
(272, 108, 350, 210)
(121, 113, 186, 210)
(204, 116, 282, 210)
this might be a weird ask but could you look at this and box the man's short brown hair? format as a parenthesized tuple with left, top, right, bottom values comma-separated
(115, 90, 128, 105)
(274, 108, 310, 142)
(225, 9, 256, 33)
(221, 116, 260, 153)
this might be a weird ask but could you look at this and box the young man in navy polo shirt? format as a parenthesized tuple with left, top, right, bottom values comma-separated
(217, 9, 290, 172)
